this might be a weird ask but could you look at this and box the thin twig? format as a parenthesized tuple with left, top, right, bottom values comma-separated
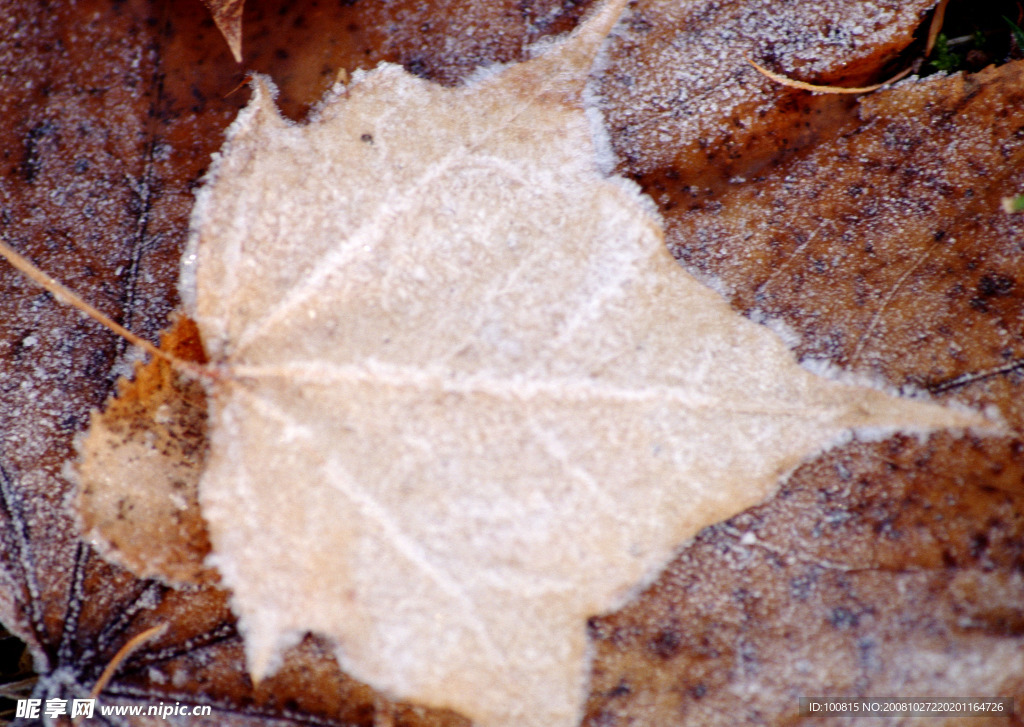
(746, 58, 913, 94)
(0, 239, 212, 380)
(90, 624, 169, 700)
(925, 0, 952, 57)
(71, 623, 169, 726)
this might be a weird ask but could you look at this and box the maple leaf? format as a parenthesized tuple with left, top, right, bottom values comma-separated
(170, 1, 981, 725)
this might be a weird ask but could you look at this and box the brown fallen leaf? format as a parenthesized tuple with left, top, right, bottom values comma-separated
(76, 316, 214, 586)
(171, 0, 981, 725)
(584, 433, 1024, 727)
(657, 60, 1024, 424)
(233, 0, 604, 120)
(598, 0, 941, 191)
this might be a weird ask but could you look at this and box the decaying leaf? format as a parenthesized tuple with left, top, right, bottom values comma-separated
(176, 0, 983, 725)
(658, 60, 1024, 426)
(237, 0, 602, 121)
(585, 432, 1024, 726)
(76, 315, 215, 586)
(0, 0, 245, 720)
(598, 0, 941, 190)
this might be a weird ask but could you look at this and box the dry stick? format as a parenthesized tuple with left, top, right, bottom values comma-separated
(223, 71, 255, 100)
(0, 240, 211, 380)
(745, 58, 913, 94)
(925, 0, 952, 57)
(69, 623, 169, 726)
(89, 624, 169, 700)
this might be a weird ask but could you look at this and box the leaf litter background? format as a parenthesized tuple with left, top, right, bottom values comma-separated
(0, 0, 1022, 725)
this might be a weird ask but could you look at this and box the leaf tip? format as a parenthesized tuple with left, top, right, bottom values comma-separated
(507, 0, 630, 102)
(202, 0, 245, 63)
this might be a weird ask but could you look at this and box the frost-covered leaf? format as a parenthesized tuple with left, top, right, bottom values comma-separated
(585, 2, 1024, 721)
(585, 432, 1024, 726)
(182, 1, 980, 725)
(656, 60, 1024, 428)
(598, 0, 940, 187)
(598, 1, 1024, 428)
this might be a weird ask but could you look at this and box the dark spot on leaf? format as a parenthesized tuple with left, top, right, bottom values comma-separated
(608, 679, 631, 698)
(648, 627, 683, 659)
(22, 121, 56, 183)
(829, 606, 859, 629)
(586, 615, 610, 640)
(970, 532, 990, 559)
(405, 58, 429, 78)
(977, 273, 1015, 298)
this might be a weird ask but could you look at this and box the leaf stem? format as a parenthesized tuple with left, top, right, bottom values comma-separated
(0, 239, 212, 381)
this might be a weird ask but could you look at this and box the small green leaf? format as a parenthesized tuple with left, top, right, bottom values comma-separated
(1002, 194, 1024, 213)
(929, 34, 963, 72)
(1004, 15, 1024, 50)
